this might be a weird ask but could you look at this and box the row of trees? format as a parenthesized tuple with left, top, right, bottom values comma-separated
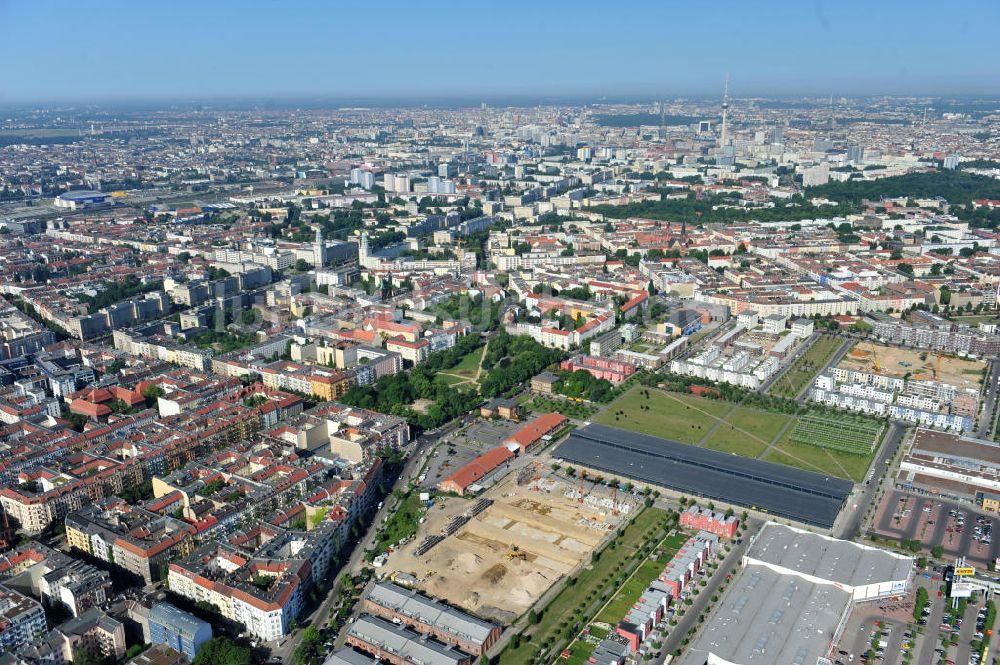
(479, 330, 564, 398)
(75, 275, 161, 310)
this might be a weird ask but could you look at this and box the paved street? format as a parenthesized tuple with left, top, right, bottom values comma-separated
(654, 519, 762, 664)
(976, 358, 1000, 438)
(757, 331, 819, 395)
(267, 420, 465, 662)
(834, 421, 906, 539)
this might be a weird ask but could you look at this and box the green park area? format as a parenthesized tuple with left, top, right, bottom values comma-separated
(435, 345, 485, 387)
(769, 335, 844, 398)
(498, 508, 674, 665)
(595, 531, 690, 623)
(595, 388, 731, 444)
(765, 424, 879, 483)
(594, 387, 879, 482)
(367, 492, 424, 561)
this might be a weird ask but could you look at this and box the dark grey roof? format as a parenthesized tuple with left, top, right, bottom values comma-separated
(554, 423, 852, 528)
(322, 648, 377, 665)
(367, 582, 497, 646)
(668, 309, 702, 327)
(347, 615, 469, 665)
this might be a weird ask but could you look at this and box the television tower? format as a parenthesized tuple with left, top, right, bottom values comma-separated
(719, 74, 730, 148)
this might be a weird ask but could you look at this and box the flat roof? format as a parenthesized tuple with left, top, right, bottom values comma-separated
(348, 615, 468, 665)
(679, 564, 849, 665)
(58, 190, 109, 199)
(748, 523, 912, 589)
(680, 524, 913, 665)
(910, 428, 1000, 466)
(322, 649, 377, 665)
(554, 423, 852, 528)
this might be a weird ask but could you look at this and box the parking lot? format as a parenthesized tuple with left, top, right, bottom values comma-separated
(418, 419, 521, 489)
(872, 490, 1000, 568)
(833, 573, 992, 665)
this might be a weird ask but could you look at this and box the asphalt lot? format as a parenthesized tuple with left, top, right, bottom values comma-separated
(833, 572, 989, 665)
(873, 490, 1000, 568)
(417, 419, 520, 489)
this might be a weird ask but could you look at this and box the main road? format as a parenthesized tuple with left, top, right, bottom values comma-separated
(653, 519, 762, 664)
(267, 417, 468, 662)
(834, 421, 906, 540)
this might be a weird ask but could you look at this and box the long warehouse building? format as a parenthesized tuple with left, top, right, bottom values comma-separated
(680, 523, 913, 665)
(554, 423, 853, 528)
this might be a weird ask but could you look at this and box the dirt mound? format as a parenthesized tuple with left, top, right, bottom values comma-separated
(482, 563, 507, 584)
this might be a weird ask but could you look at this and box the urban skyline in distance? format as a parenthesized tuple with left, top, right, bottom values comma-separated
(2, 0, 1000, 104)
(3, 3, 1000, 665)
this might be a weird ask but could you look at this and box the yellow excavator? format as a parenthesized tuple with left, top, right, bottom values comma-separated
(506, 545, 527, 561)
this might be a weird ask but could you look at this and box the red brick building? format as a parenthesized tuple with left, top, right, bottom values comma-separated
(559, 355, 637, 384)
(679, 505, 739, 539)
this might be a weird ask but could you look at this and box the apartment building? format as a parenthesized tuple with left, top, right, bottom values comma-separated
(0, 584, 47, 652)
(362, 582, 501, 656)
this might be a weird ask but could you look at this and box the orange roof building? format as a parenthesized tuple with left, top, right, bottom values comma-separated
(438, 446, 516, 496)
(504, 412, 568, 452)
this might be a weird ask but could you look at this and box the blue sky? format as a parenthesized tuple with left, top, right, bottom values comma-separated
(1, 0, 998, 103)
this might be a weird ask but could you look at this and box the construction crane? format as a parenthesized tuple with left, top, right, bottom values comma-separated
(868, 341, 882, 373)
(611, 484, 620, 516)
(577, 472, 585, 504)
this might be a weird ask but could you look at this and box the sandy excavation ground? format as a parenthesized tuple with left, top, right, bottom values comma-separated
(382, 472, 630, 624)
(840, 343, 986, 389)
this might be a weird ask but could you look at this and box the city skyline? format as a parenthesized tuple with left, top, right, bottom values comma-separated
(2, 0, 999, 104)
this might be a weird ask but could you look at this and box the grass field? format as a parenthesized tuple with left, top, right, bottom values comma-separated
(595, 387, 877, 482)
(595, 531, 689, 624)
(725, 407, 792, 442)
(450, 346, 485, 377)
(701, 427, 770, 457)
(789, 413, 883, 455)
(497, 508, 672, 665)
(765, 427, 876, 482)
(769, 335, 844, 398)
(435, 346, 485, 388)
(436, 373, 472, 387)
(368, 493, 423, 559)
(595, 389, 731, 444)
(561, 641, 596, 665)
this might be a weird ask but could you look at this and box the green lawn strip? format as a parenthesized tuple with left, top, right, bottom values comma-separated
(595, 389, 727, 444)
(450, 346, 485, 377)
(369, 493, 424, 558)
(701, 428, 769, 457)
(764, 427, 874, 482)
(587, 625, 609, 640)
(769, 335, 844, 398)
(497, 508, 671, 665)
(724, 407, 792, 443)
(561, 641, 596, 665)
(436, 373, 473, 387)
(588, 533, 688, 648)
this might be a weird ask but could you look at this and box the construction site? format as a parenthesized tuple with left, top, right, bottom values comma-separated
(837, 341, 986, 391)
(380, 467, 635, 625)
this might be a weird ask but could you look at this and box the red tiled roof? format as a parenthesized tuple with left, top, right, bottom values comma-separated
(439, 446, 515, 492)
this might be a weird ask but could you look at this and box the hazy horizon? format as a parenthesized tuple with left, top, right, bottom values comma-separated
(2, 0, 998, 105)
